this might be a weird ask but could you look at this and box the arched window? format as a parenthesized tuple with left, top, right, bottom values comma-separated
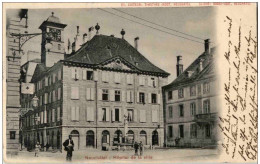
(139, 130, 147, 145)
(70, 130, 80, 150)
(152, 130, 159, 146)
(102, 130, 110, 145)
(127, 130, 134, 143)
(113, 130, 122, 144)
(86, 130, 95, 147)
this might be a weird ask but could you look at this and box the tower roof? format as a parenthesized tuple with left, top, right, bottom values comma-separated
(46, 12, 61, 23)
(39, 12, 67, 30)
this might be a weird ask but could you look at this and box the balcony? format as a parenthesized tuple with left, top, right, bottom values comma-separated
(194, 112, 217, 123)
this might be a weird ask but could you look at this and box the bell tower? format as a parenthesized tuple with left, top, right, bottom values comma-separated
(39, 12, 67, 67)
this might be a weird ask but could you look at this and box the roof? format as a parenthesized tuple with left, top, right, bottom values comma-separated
(30, 63, 49, 82)
(39, 13, 67, 30)
(163, 48, 216, 89)
(64, 35, 169, 76)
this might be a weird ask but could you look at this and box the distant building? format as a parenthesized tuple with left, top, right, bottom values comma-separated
(162, 40, 220, 148)
(20, 13, 169, 151)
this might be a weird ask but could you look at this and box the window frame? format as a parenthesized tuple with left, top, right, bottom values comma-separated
(139, 92, 145, 103)
(115, 90, 121, 102)
(178, 88, 184, 98)
(102, 89, 109, 101)
(179, 104, 184, 117)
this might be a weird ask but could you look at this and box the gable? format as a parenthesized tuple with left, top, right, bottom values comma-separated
(101, 58, 132, 70)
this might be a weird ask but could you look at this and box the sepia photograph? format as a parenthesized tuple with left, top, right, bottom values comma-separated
(3, 2, 257, 163)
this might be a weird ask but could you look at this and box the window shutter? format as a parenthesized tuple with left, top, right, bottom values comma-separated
(148, 78, 151, 87)
(82, 70, 87, 80)
(86, 107, 94, 121)
(71, 68, 75, 79)
(58, 88, 61, 100)
(58, 70, 61, 80)
(44, 109, 47, 123)
(119, 108, 122, 122)
(131, 91, 134, 103)
(86, 88, 91, 100)
(71, 106, 75, 121)
(102, 72, 106, 82)
(137, 92, 139, 103)
(127, 91, 130, 102)
(76, 69, 81, 80)
(71, 86, 79, 99)
(121, 90, 125, 102)
(90, 88, 95, 100)
(53, 91, 56, 102)
(94, 71, 98, 81)
(98, 89, 102, 100)
(140, 110, 146, 122)
(154, 78, 157, 87)
(139, 76, 142, 86)
(98, 108, 103, 121)
(158, 93, 161, 104)
(45, 77, 48, 86)
(111, 108, 115, 122)
(106, 108, 110, 121)
(110, 90, 115, 101)
(134, 109, 138, 122)
(152, 110, 158, 123)
(148, 93, 151, 103)
(53, 73, 56, 83)
(57, 107, 60, 121)
(76, 107, 80, 121)
(44, 93, 48, 104)
(126, 74, 130, 84)
(115, 73, 120, 83)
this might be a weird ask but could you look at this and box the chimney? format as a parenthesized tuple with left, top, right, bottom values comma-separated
(67, 39, 71, 54)
(83, 33, 87, 43)
(204, 39, 210, 54)
(176, 56, 183, 77)
(134, 37, 139, 50)
(77, 26, 80, 36)
(72, 38, 76, 53)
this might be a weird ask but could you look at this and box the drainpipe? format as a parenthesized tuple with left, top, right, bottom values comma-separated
(95, 80, 98, 149)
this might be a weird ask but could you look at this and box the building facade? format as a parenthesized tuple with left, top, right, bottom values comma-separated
(163, 40, 220, 148)
(20, 13, 169, 151)
(6, 9, 28, 156)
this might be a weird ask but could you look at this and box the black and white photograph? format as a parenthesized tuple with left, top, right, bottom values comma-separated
(3, 2, 257, 163)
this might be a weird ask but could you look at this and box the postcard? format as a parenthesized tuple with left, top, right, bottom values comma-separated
(2, 2, 257, 163)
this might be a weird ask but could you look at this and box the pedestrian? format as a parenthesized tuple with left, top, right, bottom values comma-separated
(139, 141, 143, 156)
(63, 135, 74, 161)
(35, 142, 41, 157)
(134, 141, 139, 155)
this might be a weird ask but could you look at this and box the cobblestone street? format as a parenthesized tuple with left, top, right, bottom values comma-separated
(8, 148, 220, 163)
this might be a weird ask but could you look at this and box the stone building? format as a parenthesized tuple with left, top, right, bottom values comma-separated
(20, 13, 169, 151)
(6, 9, 28, 156)
(162, 40, 220, 148)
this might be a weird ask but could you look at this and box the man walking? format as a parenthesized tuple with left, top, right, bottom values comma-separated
(139, 141, 143, 156)
(134, 141, 139, 155)
(63, 135, 74, 161)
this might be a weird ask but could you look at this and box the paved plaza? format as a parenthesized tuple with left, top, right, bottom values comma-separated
(8, 148, 220, 163)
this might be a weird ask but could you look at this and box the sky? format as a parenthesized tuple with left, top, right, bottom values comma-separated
(7, 7, 216, 84)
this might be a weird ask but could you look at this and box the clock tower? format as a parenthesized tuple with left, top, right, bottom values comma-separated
(39, 12, 67, 67)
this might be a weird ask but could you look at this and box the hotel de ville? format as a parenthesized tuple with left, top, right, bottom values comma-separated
(20, 13, 170, 151)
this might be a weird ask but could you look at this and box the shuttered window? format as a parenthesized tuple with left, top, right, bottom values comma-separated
(114, 73, 121, 84)
(86, 107, 94, 121)
(58, 88, 61, 100)
(152, 110, 158, 123)
(127, 91, 134, 103)
(87, 88, 94, 100)
(57, 107, 60, 121)
(71, 86, 79, 99)
(140, 110, 146, 123)
(126, 74, 134, 85)
(71, 106, 80, 121)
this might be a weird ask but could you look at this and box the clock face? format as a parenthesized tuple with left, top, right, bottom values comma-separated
(48, 28, 61, 42)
